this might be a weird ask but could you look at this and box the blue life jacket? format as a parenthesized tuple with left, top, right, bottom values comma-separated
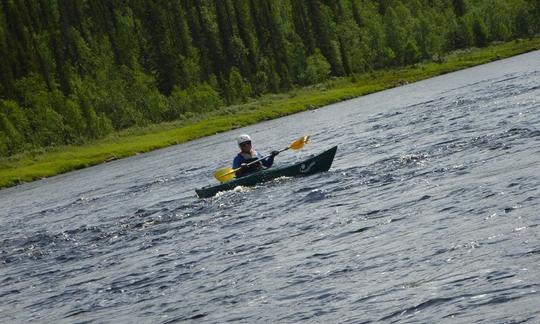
(233, 150, 274, 177)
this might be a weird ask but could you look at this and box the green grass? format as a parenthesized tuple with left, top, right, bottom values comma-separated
(1, 38, 539, 189)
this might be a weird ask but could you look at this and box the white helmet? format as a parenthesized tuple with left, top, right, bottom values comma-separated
(236, 134, 252, 145)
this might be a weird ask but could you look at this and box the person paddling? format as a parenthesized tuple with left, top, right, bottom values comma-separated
(234, 134, 279, 177)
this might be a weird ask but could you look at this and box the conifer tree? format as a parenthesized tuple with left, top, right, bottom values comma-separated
(0, 0, 536, 157)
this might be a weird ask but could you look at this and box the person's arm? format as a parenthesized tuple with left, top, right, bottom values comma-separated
(233, 155, 244, 169)
(259, 152, 275, 168)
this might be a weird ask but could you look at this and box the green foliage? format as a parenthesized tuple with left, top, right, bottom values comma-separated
(384, 5, 409, 65)
(415, 11, 446, 60)
(169, 83, 224, 119)
(404, 41, 421, 64)
(0, 100, 30, 149)
(226, 67, 252, 104)
(0, 0, 537, 158)
(514, 6, 532, 37)
(354, 2, 394, 69)
(14, 74, 69, 147)
(452, 0, 468, 17)
(451, 17, 474, 49)
(301, 50, 332, 84)
(473, 16, 490, 47)
(0, 112, 24, 155)
(482, 0, 513, 41)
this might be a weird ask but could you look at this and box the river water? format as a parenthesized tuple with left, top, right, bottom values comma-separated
(1, 51, 540, 323)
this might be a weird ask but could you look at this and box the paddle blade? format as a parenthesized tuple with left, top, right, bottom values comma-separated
(214, 167, 236, 183)
(289, 135, 310, 150)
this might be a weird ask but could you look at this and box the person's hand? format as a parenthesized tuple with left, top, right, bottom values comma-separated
(270, 150, 280, 157)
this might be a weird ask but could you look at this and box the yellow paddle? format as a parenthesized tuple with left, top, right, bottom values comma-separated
(214, 135, 310, 183)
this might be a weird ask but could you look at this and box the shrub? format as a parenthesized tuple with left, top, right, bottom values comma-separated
(301, 49, 331, 85)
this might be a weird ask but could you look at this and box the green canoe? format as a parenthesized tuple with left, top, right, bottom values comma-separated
(196, 146, 338, 198)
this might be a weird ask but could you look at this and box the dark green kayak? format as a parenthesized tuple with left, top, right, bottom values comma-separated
(196, 146, 337, 198)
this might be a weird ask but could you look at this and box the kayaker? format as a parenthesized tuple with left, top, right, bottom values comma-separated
(234, 134, 279, 177)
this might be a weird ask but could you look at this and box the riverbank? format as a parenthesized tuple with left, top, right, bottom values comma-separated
(1, 38, 539, 189)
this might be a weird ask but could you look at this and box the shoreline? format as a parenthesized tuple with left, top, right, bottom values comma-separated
(1, 38, 539, 189)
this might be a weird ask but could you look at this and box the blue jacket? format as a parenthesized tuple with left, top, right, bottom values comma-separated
(233, 151, 274, 176)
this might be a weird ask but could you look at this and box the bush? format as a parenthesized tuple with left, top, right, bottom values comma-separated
(301, 49, 331, 85)
(404, 41, 421, 64)
(473, 17, 490, 47)
(0, 113, 24, 156)
(227, 68, 252, 103)
(168, 83, 223, 119)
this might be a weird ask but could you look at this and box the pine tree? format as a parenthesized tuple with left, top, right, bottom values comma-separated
(0, 0, 536, 157)
(307, 0, 345, 75)
(472, 16, 489, 47)
(452, 0, 467, 17)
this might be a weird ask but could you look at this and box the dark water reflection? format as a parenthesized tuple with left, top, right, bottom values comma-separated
(1, 51, 540, 323)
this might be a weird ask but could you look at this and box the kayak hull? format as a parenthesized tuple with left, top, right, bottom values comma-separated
(195, 146, 337, 198)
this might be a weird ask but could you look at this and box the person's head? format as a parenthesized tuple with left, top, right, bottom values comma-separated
(237, 134, 252, 153)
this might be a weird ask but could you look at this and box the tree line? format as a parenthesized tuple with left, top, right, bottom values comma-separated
(0, 0, 538, 157)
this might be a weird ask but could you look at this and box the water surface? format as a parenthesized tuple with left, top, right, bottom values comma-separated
(1, 51, 540, 323)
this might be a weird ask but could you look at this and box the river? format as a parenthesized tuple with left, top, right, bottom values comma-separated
(1, 51, 539, 323)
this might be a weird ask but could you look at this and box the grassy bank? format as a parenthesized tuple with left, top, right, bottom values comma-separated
(1, 38, 539, 189)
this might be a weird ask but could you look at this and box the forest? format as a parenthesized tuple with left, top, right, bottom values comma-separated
(0, 0, 538, 157)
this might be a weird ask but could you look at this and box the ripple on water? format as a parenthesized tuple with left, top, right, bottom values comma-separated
(2, 53, 540, 323)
